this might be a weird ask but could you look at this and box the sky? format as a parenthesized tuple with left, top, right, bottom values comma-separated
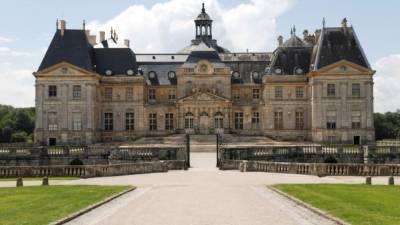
(0, 0, 399, 112)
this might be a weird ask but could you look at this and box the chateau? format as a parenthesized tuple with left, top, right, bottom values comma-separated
(34, 4, 375, 146)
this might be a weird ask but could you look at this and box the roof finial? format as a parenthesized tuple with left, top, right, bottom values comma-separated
(290, 28, 293, 36)
(83, 20, 86, 30)
(110, 27, 113, 38)
(56, 19, 59, 29)
(293, 25, 296, 35)
(322, 17, 326, 28)
(341, 17, 347, 28)
(202, 2, 205, 13)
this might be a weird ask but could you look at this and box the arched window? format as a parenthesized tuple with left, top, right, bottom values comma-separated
(185, 112, 194, 129)
(202, 25, 206, 35)
(214, 112, 223, 129)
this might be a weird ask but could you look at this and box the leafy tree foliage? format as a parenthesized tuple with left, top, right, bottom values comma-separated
(0, 105, 35, 143)
(374, 111, 400, 140)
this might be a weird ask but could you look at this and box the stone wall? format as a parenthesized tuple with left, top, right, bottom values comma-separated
(0, 160, 186, 178)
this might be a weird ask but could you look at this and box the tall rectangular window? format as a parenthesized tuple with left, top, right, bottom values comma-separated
(295, 87, 304, 98)
(326, 111, 336, 129)
(252, 89, 260, 99)
(275, 86, 283, 98)
(295, 111, 304, 130)
(149, 113, 157, 131)
(125, 112, 134, 131)
(105, 87, 113, 101)
(168, 90, 176, 100)
(351, 111, 361, 129)
(352, 83, 361, 97)
(165, 113, 174, 130)
(72, 85, 81, 99)
(104, 113, 113, 131)
(251, 111, 260, 129)
(274, 111, 283, 129)
(48, 85, 57, 97)
(72, 113, 82, 131)
(48, 112, 58, 131)
(234, 112, 243, 130)
(126, 88, 133, 101)
(148, 89, 156, 101)
(327, 84, 336, 97)
(233, 90, 240, 100)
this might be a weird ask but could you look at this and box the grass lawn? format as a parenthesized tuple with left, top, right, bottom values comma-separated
(0, 177, 80, 181)
(0, 185, 132, 225)
(274, 184, 400, 225)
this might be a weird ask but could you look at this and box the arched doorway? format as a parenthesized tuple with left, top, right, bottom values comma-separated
(199, 111, 209, 134)
(70, 158, 83, 165)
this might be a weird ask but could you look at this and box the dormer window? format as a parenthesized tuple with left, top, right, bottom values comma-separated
(148, 71, 157, 79)
(105, 69, 113, 76)
(126, 69, 134, 76)
(168, 71, 176, 79)
(252, 71, 259, 79)
(274, 68, 282, 75)
(295, 67, 303, 75)
(232, 71, 240, 79)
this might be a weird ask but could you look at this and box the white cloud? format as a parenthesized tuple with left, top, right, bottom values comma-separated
(0, 36, 13, 44)
(87, 0, 293, 53)
(0, 47, 33, 57)
(0, 65, 34, 107)
(373, 54, 400, 112)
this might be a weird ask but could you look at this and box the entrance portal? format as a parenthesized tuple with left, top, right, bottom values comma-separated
(353, 136, 361, 145)
(49, 138, 57, 146)
(199, 112, 209, 134)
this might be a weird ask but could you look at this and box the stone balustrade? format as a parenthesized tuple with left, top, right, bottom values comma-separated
(219, 160, 400, 176)
(0, 160, 186, 178)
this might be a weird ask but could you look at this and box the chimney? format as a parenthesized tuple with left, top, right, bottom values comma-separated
(89, 35, 97, 45)
(99, 31, 105, 42)
(277, 35, 283, 46)
(124, 39, 130, 47)
(303, 29, 309, 40)
(341, 18, 348, 28)
(60, 20, 66, 36)
(85, 30, 90, 38)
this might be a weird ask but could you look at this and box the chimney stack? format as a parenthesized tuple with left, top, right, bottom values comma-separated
(60, 20, 66, 36)
(315, 29, 321, 43)
(303, 30, 309, 40)
(124, 39, 130, 47)
(99, 31, 105, 42)
(89, 35, 97, 45)
(341, 18, 348, 28)
(277, 35, 283, 46)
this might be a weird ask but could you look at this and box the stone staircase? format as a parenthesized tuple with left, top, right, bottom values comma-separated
(190, 135, 217, 152)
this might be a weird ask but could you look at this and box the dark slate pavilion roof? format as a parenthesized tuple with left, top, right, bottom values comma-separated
(269, 47, 313, 75)
(138, 64, 179, 85)
(38, 29, 94, 72)
(313, 27, 370, 70)
(94, 48, 138, 75)
(186, 50, 222, 63)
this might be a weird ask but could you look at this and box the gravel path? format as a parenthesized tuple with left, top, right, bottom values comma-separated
(63, 153, 348, 225)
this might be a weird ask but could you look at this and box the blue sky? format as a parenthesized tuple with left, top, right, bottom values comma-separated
(0, 0, 399, 111)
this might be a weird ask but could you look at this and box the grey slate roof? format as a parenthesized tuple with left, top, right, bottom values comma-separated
(269, 47, 313, 75)
(227, 61, 267, 84)
(38, 29, 94, 72)
(94, 48, 138, 75)
(313, 27, 370, 70)
(138, 64, 179, 85)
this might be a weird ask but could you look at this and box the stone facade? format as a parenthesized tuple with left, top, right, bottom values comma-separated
(34, 6, 375, 146)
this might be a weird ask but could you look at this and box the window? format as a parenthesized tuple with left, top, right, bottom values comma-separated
(327, 84, 336, 97)
(125, 112, 134, 131)
(168, 89, 176, 100)
(165, 113, 174, 130)
(48, 112, 58, 131)
(105, 87, 113, 101)
(233, 90, 240, 100)
(351, 111, 361, 129)
(251, 112, 260, 129)
(274, 111, 283, 129)
(326, 110, 336, 129)
(148, 89, 156, 101)
(234, 112, 243, 130)
(72, 113, 82, 131)
(352, 83, 361, 97)
(295, 111, 304, 130)
(72, 85, 81, 99)
(275, 87, 283, 98)
(48, 85, 57, 97)
(104, 113, 113, 131)
(149, 113, 157, 131)
(126, 88, 133, 101)
(185, 113, 194, 129)
(214, 112, 224, 129)
(252, 89, 260, 99)
(295, 87, 304, 98)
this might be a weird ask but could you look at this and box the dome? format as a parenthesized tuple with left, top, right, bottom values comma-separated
(196, 3, 212, 21)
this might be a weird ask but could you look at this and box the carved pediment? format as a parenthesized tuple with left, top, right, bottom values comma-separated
(311, 60, 375, 77)
(179, 91, 229, 103)
(35, 62, 97, 78)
